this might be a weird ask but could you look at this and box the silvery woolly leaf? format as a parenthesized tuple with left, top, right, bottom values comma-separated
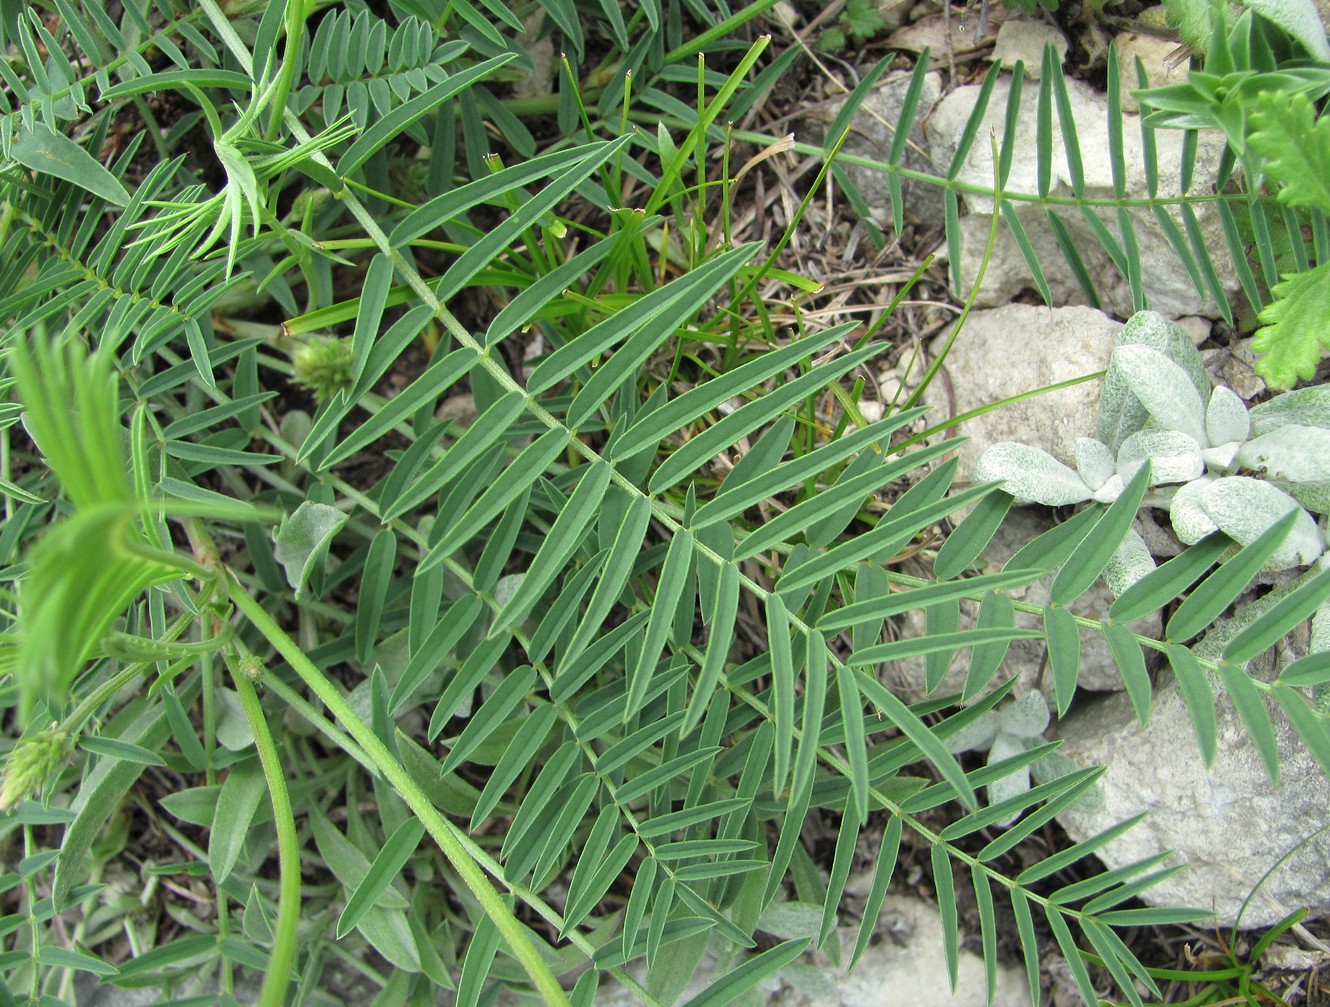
(971, 442, 1092, 506)
(998, 690, 1050, 739)
(1205, 385, 1250, 447)
(494, 573, 525, 606)
(1236, 426, 1330, 483)
(1281, 480, 1330, 518)
(1201, 477, 1324, 570)
(757, 902, 826, 941)
(1104, 528, 1156, 598)
(1098, 311, 1207, 452)
(1075, 437, 1116, 491)
(1169, 475, 1219, 545)
(1117, 428, 1204, 486)
(1201, 442, 1241, 472)
(1249, 387, 1330, 436)
(986, 732, 1031, 814)
(1312, 597, 1330, 656)
(273, 501, 348, 600)
(943, 711, 1000, 754)
(1119, 310, 1209, 393)
(1111, 344, 1208, 446)
(1093, 472, 1125, 504)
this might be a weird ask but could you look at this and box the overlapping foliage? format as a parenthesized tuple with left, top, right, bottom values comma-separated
(1, 2, 1329, 1006)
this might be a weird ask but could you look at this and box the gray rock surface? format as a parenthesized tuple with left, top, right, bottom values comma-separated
(778, 896, 1030, 1007)
(921, 303, 1122, 474)
(1114, 27, 1190, 113)
(988, 20, 1067, 77)
(1053, 682, 1330, 928)
(928, 74, 1235, 318)
(593, 895, 1029, 1007)
(889, 507, 1160, 701)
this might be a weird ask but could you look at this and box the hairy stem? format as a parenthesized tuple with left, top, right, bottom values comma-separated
(228, 655, 301, 1007)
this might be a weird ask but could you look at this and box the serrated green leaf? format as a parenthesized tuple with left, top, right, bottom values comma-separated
(1251, 261, 1330, 389)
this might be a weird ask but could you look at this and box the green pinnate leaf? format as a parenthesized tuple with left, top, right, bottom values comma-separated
(1251, 262, 1330, 389)
(1250, 91, 1330, 214)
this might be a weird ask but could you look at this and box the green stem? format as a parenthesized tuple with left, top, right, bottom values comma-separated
(265, 0, 309, 141)
(60, 610, 199, 736)
(229, 657, 301, 1007)
(225, 575, 571, 1007)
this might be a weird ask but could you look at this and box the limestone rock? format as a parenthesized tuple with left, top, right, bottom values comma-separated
(1114, 27, 1189, 113)
(921, 303, 1122, 474)
(1053, 682, 1330, 927)
(592, 894, 1030, 1007)
(773, 896, 1030, 1007)
(928, 74, 1236, 318)
(989, 20, 1068, 77)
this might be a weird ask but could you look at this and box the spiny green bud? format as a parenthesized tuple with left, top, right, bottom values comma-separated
(290, 186, 333, 221)
(291, 336, 354, 401)
(239, 655, 265, 683)
(0, 724, 72, 812)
